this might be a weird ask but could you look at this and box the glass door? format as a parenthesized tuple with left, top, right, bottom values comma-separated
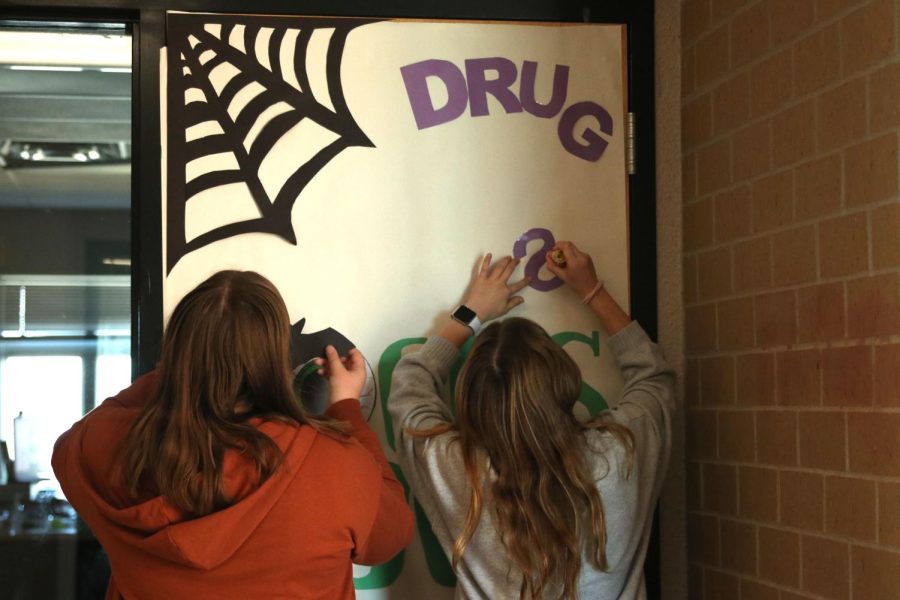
(0, 22, 132, 600)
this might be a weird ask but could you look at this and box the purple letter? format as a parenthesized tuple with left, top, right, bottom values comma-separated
(400, 59, 469, 129)
(512, 227, 564, 292)
(520, 61, 569, 118)
(558, 101, 614, 162)
(464, 57, 522, 117)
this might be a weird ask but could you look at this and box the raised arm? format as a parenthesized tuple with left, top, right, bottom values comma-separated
(543, 240, 631, 336)
(545, 241, 675, 425)
(389, 254, 531, 436)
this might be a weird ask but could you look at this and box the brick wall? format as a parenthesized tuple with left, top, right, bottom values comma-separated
(681, 1, 900, 598)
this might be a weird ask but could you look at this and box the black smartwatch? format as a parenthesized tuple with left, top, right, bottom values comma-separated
(451, 304, 482, 334)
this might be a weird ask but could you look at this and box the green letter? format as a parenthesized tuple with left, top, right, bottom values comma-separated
(552, 330, 608, 415)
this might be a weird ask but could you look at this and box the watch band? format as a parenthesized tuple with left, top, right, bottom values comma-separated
(451, 305, 482, 334)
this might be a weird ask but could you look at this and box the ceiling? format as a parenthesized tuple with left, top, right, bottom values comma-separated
(0, 28, 132, 209)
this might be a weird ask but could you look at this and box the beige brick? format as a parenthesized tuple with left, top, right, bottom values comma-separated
(798, 282, 846, 343)
(819, 212, 869, 278)
(685, 255, 699, 304)
(841, 0, 896, 76)
(753, 169, 793, 232)
(799, 411, 846, 470)
(801, 535, 849, 599)
(712, 74, 750, 135)
(872, 202, 900, 269)
(711, 0, 751, 22)
(718, 296, 755, 351)
(777, 349, 821, 407)
(684, 152, 698, 201)
(688, 409, 718, 459)
(740, 466, 778, 522)
(847, 274, 900, 338)
(816, 78, 867, 153)
(757, 410, 797, 466)
(772, 101, 815, 168)
(851, 546, 900, 600)
(688, 512, 720, 565)
(879, 481, 900, 546)
(750, 48, 793, 118)
(845, 133, 898, 206)
(704, 569, 738, 599)
(698, 248, 732, 300)
(794, 25, 841, 95)
(732, 119, 772, 182)
(687, 358, 701, 407)
(684, 94, 712, 148)
(780, 470, 823, 530)
(734, 236, 772, 292)
(701, 355, 736, 405)
(770, 0, 815, 45)
(698, 138, 733, 195)
(822, 345, 873, 407)
(720, 519, 757, 575)
(681, 46, 697, 100)
(773, 225, 816, 286)
(731, 1, 770, 67)
(715, 186, 752, 242)
(818, 0, 863, 21)
(703, 463, 738, 516)
(782, 585, 818, 599)
(758, 526, 800, 586)
(825, 475, 877, 540)
(756, 290, 797, 348)
(687, 460, 703, 510)
(737, 352, 776, 406)
(718, 410, 755, 461)
(740, 580, 779, 600)
(874, 344, 900, 406)
(687, 302, 718, 354)
(795, 154, 841, 220)
(688, 565, 702, 600)
(683, 45, 697, 99)
(683, 0, 712, 44)
(696, 24, 731, 88)
(870, 62, 900, 132)
(849, 412, 900, 477)
(685, 197, 714, 251)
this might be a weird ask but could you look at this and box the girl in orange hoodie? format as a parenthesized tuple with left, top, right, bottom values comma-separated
(52, 270, 413, 599)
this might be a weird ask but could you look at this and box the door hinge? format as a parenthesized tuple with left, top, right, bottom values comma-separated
(626, 111, 636, 175)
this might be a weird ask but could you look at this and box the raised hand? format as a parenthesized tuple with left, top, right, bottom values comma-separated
(315, 345, 368, 406)
(463, 253, 531, 323)
(544, 241, 601, 299)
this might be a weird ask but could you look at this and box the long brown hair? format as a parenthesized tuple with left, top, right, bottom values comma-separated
(410, 317, 634, 600)
(122, 270, 346, 517)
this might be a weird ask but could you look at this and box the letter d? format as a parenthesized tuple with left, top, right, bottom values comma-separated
(400, 59, 468, 130)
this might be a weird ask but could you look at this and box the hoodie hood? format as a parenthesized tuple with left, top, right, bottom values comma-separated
(52, 372, 319, 570)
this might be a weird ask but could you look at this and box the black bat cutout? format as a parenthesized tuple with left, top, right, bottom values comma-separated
(290, 318, 377, 421)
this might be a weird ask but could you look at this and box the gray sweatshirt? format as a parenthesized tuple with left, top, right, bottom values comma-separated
(388, 320, 675, 600)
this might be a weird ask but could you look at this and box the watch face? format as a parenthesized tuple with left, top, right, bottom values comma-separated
(453, 305, 477, 324)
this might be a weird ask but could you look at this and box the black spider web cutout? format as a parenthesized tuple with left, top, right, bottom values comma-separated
(165, 13, 380, 273)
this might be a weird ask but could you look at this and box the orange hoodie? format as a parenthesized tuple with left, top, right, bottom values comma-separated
(52, 371, 414, 599)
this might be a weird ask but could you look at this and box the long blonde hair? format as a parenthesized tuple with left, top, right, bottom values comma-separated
(122, 270, 347, 516)
(410, 317, 634, 600)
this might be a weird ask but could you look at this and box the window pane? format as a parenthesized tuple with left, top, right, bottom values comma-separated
(0, 356, 83, 479)
(0, 23, 131, 600)
(95, 354, 132, 405)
